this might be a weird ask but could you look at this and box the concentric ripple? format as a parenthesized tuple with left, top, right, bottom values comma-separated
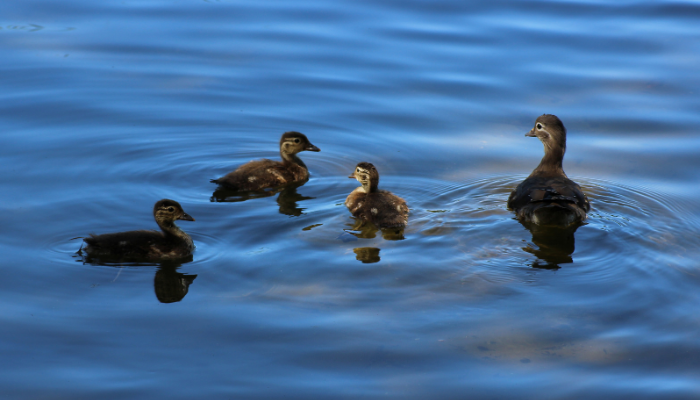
(405, 174, 700, 283)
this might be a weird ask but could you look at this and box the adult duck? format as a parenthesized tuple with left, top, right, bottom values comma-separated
(507, 114, 590, 226)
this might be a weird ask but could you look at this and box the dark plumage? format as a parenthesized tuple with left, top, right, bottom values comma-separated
(507, 114, 590, 226)
(345, 162, 409, 229)
(211, 131, 320, 191)
(82, 199, 195, 261)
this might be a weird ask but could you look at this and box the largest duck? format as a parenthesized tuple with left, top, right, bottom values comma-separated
(507, 114, 590, 226)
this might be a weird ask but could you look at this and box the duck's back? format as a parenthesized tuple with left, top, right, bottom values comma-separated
(84, 230, 192, 260)
(348, 190, 409, 229)
(508, 175, 589, 226)
(212, 159, 307, 191)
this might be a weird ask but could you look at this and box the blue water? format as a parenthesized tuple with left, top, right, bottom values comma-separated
(2, 0, 700, 398)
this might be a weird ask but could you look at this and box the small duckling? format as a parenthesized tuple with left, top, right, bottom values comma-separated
(346, 162, 409, 229)
(211, 131, 320, 191)
(82, 199, 195, 261)
(507, 114, 590, 226)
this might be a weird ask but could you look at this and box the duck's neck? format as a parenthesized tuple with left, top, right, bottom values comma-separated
(362, 180, 378, 194)
(531, 145, 566, 177)
(158, 220, 190, 241)
(281, 151, 307, 169)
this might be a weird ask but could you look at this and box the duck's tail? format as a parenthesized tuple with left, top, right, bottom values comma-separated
(71, 236, 86, 254)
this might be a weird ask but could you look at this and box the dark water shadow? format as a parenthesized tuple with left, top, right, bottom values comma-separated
(211, 183, 315, 216)
(75, 252, 197, 303)
(519, 221, 582, 269)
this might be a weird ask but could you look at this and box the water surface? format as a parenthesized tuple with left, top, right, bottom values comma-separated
(2, 0, 700, 398)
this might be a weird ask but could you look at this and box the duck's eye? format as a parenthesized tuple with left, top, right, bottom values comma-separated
(294, 138, 300, 144)
(167, 207, 175, 212)
(536, 123, 543, 130)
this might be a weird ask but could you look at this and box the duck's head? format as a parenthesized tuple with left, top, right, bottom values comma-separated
(526, 114, 567, 154)
(349, 162, 379, 192)
(279, 131, 320, 157)
(153, 199, 195, 224)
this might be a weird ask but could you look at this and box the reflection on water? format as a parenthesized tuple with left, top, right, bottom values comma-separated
(154, 264, 197, 303)
(210, 183, 315, 217)
(75, 254, 197, 303)
(75, 245, 194, 266)
(210, 186, 280, 203)
(519, 221, 581, 269)
(353, 247, 381, 263)
(344, 219, 405, 241)
(343, 219, 404, 263)
(276, 184, 315, 217)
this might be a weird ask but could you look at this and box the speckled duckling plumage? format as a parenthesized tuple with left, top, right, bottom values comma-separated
(82, 199, 195, 261)
(507, 114, 590, 226)
(346, 162, 409, 229)
(211, 131, 320, 191)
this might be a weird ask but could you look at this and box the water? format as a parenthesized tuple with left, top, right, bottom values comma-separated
(2, 0, 700, 398)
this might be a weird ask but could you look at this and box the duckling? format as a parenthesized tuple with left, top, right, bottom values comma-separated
(82, 199, 195, 261)
(211, 131, 320, 191)
(346, 162, 409, 229)
(507, 114, 590, 226)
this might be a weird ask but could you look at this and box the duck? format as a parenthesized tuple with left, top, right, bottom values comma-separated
(211, 131, 320, 191)
(81, 199, 195, 261)
(346, 162, 409, 229)
(507, 114, 590, 226)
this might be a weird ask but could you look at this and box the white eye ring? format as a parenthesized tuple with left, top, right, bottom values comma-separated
(536, 123, 543, 130)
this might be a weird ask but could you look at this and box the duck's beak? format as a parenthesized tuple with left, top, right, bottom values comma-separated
(178, 212, 195, 221)
(348, 172, 356, 179)
(525, 128, 537, 137)
(305, 143, 320, 152)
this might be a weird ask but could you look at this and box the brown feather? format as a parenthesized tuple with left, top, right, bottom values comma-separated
(212, 131, 319, 191)
(346, 162, 409, 229)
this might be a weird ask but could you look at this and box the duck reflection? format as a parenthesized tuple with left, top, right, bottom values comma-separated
(154, 262, 197, 303)
(345, 218, 405, 241)
(519, 221, 581, 269)
(210, 183, 314, 216)
(76, 253, 197, 303)
(354, 247, 381, 263)
(275, 184, 315, 216)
